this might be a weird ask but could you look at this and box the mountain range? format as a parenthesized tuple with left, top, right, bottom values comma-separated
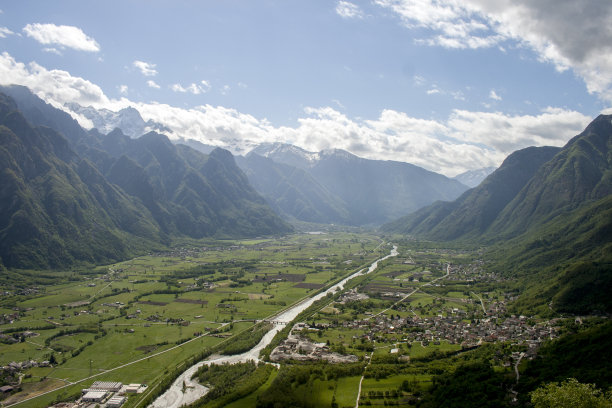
(383, 114, 612, 314)
(65, 103, 171, 139)
(0, 86, 291, 269)
(60, 101, 473, 227)
(237, 143, 470, 226)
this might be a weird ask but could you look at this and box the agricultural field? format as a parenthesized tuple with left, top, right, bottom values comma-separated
(0, 236, 570, 408)
(0, 232, 385, 407)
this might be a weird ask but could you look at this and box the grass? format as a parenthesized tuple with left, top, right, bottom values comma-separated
(407, 341, 461, 358)
(1, 232, 387, 407)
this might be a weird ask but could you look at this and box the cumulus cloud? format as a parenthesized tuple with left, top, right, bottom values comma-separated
(336, 1, 365, 19)
(0, 52, 112, 109)
(375, 0, 612, 102)
(171, 80, 210, 95)
(0, 51, 594, 176)
(147, 80, 160, 89)
(133, 60, 157, 77)
(0, 27, 13, 38)
(489, 90, 502, 100)
(23, 23, 100, 52)
(447, 107, 591, 153)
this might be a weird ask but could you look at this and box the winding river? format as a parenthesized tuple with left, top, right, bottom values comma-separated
(150, 244, 398, 408)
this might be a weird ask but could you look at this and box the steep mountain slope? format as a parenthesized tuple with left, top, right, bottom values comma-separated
(0, 93, 160, 269)
(382, 146, 561, 240)
(384, 114, 612, 314)
(98, 130, 292, 238)
(0, 88, 292, 269)
(246, 143, 469, 225)
(488, 115, 612, 239)
(236, 153, 350, 224)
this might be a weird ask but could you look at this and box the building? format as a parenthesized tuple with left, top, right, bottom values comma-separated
(82, 391, 107, 403)
(90, 381, 122, 392)
(125, 383, 141, 393)
(107, 396, 126, 407)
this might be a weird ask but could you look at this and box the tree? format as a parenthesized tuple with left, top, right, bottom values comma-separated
(531, 378, 612, 408)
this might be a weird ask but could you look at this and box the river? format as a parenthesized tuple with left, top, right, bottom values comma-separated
(150, 244, 398, 408)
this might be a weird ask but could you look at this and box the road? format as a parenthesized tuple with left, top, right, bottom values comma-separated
(5, 323, 229, 407)
(148, 245, 398, 408)
(471, 291, 487, 315)
(354, 352, 373, 408)
(9, 245, 399, 408)
(369, 263, 451, 320)
(514, 352, 525, 384)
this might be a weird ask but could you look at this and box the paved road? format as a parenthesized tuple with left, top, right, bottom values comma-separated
(369, 264, 451, 320)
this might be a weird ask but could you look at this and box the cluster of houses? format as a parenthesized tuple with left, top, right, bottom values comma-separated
(270, 323, 358, 363)
(325, 312, 558, 350)
(339, 289, 370, 304)
(0, 359, 52, 392)
(0, 311, 21, 325)
(0, 329, 37, 344)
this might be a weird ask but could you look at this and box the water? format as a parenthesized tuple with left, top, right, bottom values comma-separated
(150, 245, 398, 408)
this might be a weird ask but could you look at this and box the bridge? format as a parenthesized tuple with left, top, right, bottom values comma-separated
(262, 319, 288, 326)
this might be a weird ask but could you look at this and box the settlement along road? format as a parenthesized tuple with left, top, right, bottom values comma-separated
(149, 245, 399, 408)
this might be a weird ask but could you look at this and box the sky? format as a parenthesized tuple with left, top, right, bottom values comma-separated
(0, 0, 611, 176)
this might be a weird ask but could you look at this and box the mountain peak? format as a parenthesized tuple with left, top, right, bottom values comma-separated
(63, 102, 168, 139)
(249, 142, 319, 169)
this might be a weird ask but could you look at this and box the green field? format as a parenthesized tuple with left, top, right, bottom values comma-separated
(0, 235, 573, 408)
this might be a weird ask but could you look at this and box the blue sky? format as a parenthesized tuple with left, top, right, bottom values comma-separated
(1, 0, 611, 175)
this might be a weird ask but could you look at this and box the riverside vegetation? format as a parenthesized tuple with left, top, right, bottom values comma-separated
(1, 233, 609, 407)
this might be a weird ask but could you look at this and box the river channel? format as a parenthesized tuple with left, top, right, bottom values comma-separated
(150, 244, 398, 408)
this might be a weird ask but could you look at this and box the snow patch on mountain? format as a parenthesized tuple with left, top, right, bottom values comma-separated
(65, 103, 170, 138)
(453, 166, 496, 188)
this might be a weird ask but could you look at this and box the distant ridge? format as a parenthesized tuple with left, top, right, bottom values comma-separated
(453, 166, 496, 188)
(383, 146, 561, 240)
(0, 86, 292, 269)
(238, 143, 469, 225)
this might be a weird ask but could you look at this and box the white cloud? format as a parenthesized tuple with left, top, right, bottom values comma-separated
(375, 0, 500, 49)
(426, 88, 441, 95)
(447, 107, 591, 153)
(375, 0, 612, 102)
(221, 84, 231, 95)
(0, 27, 13, 38)
(0, 52, 112, 109)
(489, 90, 502, 100)
(147, 80, 160, 89)
(0, 51, 594, 176)
(413, 75, 426, 86)
(43, 47, 62, 55)
(133, 60, 157, 77)
(23, 23, 100, 52)
(171, 80, 210, 95)
(118, 85, 128, 95)
(336, 1, 365, 19)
